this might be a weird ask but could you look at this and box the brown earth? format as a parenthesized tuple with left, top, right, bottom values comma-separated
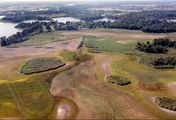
(50, 56, 157, 119)
(167, 82, 176, 97)
(0, 38, 81, 60)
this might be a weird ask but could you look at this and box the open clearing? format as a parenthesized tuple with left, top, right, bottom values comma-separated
(0, 29, 176, 119)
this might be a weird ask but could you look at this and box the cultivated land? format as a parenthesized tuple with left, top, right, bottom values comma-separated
(0, 29, 176, 119)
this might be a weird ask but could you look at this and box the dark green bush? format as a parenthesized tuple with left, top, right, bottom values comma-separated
(106, 75, 131, 86)
(155, 97, 176, 111)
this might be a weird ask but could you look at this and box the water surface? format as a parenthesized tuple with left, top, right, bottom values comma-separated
(94, 18, 115, 22)
(53, 17, 81, 23)
(0, 21, 21, 37)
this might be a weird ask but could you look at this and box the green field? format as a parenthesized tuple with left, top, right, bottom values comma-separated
(84, 35, 147, 55)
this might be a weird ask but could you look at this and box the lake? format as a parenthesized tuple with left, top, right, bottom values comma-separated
(23, 17, 81, 24)
(94, 18, 115, 22)
(23, 20, 50, 23)
(52, 17, 81, 23)
(0, 16, 21, 37)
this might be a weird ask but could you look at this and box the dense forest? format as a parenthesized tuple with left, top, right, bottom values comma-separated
(2, 9, 63, 22)
(3, 8, 176, 33)
(59, 10, 176, 33)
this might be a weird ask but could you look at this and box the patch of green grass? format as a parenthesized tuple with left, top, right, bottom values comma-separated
(93, 28, 144, 33)
(21, 57, 65, 74)
(9, 31, 79, 47)
(87, 48, 101, 53)
(0, 78, 54, 119)
(59, 50, 78, 62)
(111, 54, 176, 84)
(84, 36, 138, 54)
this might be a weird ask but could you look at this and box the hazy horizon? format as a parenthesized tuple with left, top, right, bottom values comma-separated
(0, 0, 173, 3)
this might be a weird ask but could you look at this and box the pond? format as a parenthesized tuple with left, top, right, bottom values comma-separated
(52, 17, 81, 23)
(94, 17, 115, 22)
(23, 20, 50, 23)
(23, 17, 81, 24)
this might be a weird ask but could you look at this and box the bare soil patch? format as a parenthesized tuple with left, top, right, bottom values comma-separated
(167, 82, 176, 96)
(0, 38, 81, 59)
(56, 104, 72, 119)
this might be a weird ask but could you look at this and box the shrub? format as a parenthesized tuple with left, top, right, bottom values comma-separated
(155, 97, 176, 112)
(106, 75, 131, 86)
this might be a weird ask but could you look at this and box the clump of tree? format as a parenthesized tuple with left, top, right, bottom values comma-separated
(155, 97, 176, 111)
(135, 42, 168, 54)
(106, 75, 131, 86)
(151, 56, 176, 69)
(135, 38, 176, 54)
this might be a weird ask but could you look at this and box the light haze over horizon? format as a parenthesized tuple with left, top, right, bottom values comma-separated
(0, 0, 170, 2)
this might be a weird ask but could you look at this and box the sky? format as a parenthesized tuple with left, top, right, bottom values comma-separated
(0, 0, 162, 2)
